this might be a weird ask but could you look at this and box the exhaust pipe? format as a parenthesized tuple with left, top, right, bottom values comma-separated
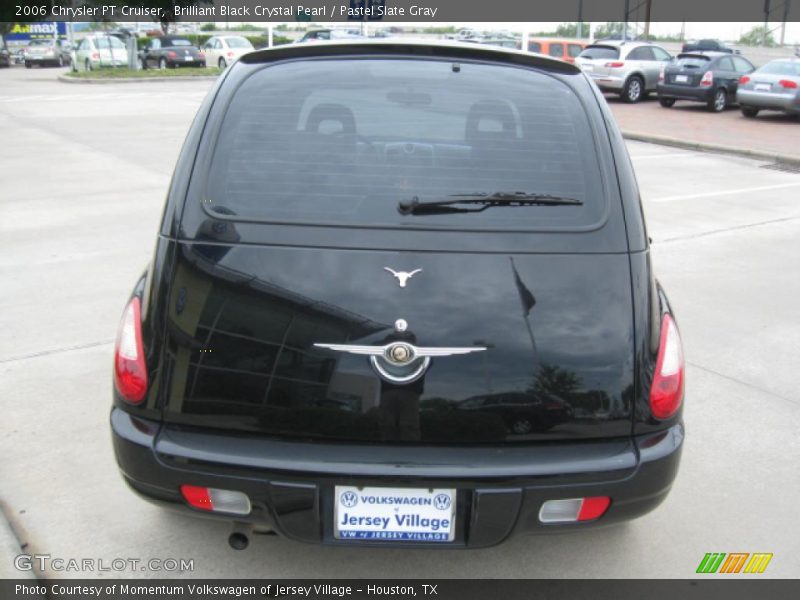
(228, 522, 252, 550)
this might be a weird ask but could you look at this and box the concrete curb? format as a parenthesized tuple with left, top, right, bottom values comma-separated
(58, 73, 218, 84)
(621, 130, 800, 167)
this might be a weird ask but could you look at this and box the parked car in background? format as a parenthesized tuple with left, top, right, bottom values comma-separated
(110, 40, 685, 549)
(681, 39, 735, 54)
(139, 36, 205, 69)
(71, 35, 128, 71)
(737, 58, 800, 118)
(575, 40, 672, 102)
(23, 39, 73, 68)
(295, 29, 364, 43)
(657, 52, 755, 112)
(480, 38, 518, 49)
(0, 42, 10, 68)
(454, 28, 482, 42)
(527, 38, 586, 64)
(202, 35, 254, 69)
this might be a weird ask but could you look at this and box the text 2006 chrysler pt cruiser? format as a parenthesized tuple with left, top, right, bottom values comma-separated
(111, 41, 684, 548)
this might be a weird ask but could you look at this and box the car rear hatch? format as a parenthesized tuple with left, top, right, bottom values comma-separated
(167, 40, 202, 60)
(154, 46, 637, 445)
(666, 54, 712, 86)
(575, 44, 621, 77)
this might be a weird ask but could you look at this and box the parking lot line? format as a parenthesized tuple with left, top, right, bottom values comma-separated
(651, 181, 800, 203)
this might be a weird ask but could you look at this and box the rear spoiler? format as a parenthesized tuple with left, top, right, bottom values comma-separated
(239, 39, 581, 75)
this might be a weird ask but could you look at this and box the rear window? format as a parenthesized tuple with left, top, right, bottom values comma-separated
(169, 39, 192, 47)
(758, 61, 800, 76)
(527, 41, 541, 53)
(675, 55, 711, 68)
(568, 44, 584, 58)
(226, 37, 252, 49)
(96, 37, 126, 50)
(578, 45, 619, 60)
(204, 58, 607, 231)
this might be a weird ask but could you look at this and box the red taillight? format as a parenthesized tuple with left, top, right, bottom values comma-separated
(167, 51, 177, 58)
(198, 52, 205, 59)
(649, 314, 684, 420)
(779, 79, 798, 89)
(739, 75, 750, 84)
(113, 297, 148, 404)
(91, 52, 99, 60)
(180, 485, 213, 511)
(227, 51, 234, 58)
(700, 70, 713, 86)
(605, 61, 625, 68)
(658, 68, 665, 83)
(179, 485, 251, 514)
(577, 497, 611, 521)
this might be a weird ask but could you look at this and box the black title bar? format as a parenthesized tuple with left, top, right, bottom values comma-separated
(4, 0, 800, 23)
(4, 579, 800, 600)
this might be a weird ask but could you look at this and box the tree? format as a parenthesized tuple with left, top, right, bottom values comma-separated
(738, 25, 776, 47)
(529, 364, 582, 397)
(594, 22, 627, 40)
(555, 22, 590, 39)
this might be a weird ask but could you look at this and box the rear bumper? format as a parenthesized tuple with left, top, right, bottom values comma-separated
(111, 408, 684, 548)
(587, 73, 625, 91)
(657, 83, 714, 103)
(169, 59, 205, 68)
(737, 89, 799, 113)
(26, 55, 57, 63)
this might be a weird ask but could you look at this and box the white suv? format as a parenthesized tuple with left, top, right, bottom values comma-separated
(575, 40, 672, 102)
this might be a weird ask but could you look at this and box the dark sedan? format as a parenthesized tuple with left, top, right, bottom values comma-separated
(681, 39, 735, 53)
(138, 36, 204, 70)
(657, 52, 755, 112)
(0, 43, 10, 68)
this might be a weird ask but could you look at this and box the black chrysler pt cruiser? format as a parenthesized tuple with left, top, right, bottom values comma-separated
(111, 40, 685, 549)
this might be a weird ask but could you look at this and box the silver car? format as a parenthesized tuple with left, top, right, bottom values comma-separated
(575, 40, 672, 103)
(71, 35, 129, 72)
(736, 58, 800, 118)
(23, 39, 73, 68)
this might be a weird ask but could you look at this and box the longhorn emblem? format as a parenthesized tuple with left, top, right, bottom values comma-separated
(384, 267, 422, 288)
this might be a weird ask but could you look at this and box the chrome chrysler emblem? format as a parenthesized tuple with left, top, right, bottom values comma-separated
(388, 343, 413, 364)
(314, 340, 487, 384)
(384, 267, 422, 288)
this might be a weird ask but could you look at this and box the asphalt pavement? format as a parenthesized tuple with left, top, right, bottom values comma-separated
(1, 65, 799, 579)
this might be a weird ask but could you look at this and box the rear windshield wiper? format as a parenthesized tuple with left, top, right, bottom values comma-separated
(398, 191, 584, 215)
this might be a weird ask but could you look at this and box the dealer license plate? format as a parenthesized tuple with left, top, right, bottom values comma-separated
(754, 83, 771, 91)
(334, 486, 456, 542)
(582, 64, 593, 71)
(184, 56, 193, 62)
(675, 74, 688, 83)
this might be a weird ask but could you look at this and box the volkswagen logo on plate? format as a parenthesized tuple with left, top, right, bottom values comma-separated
(340, 491, 358, 508)
(434, 494, 451, 511)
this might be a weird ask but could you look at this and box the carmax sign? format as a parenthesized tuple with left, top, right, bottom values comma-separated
(5, 22, 67, 41)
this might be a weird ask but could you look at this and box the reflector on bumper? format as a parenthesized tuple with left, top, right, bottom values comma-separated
(539, 496, 611, 523)
(180, 485, 251, 515)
